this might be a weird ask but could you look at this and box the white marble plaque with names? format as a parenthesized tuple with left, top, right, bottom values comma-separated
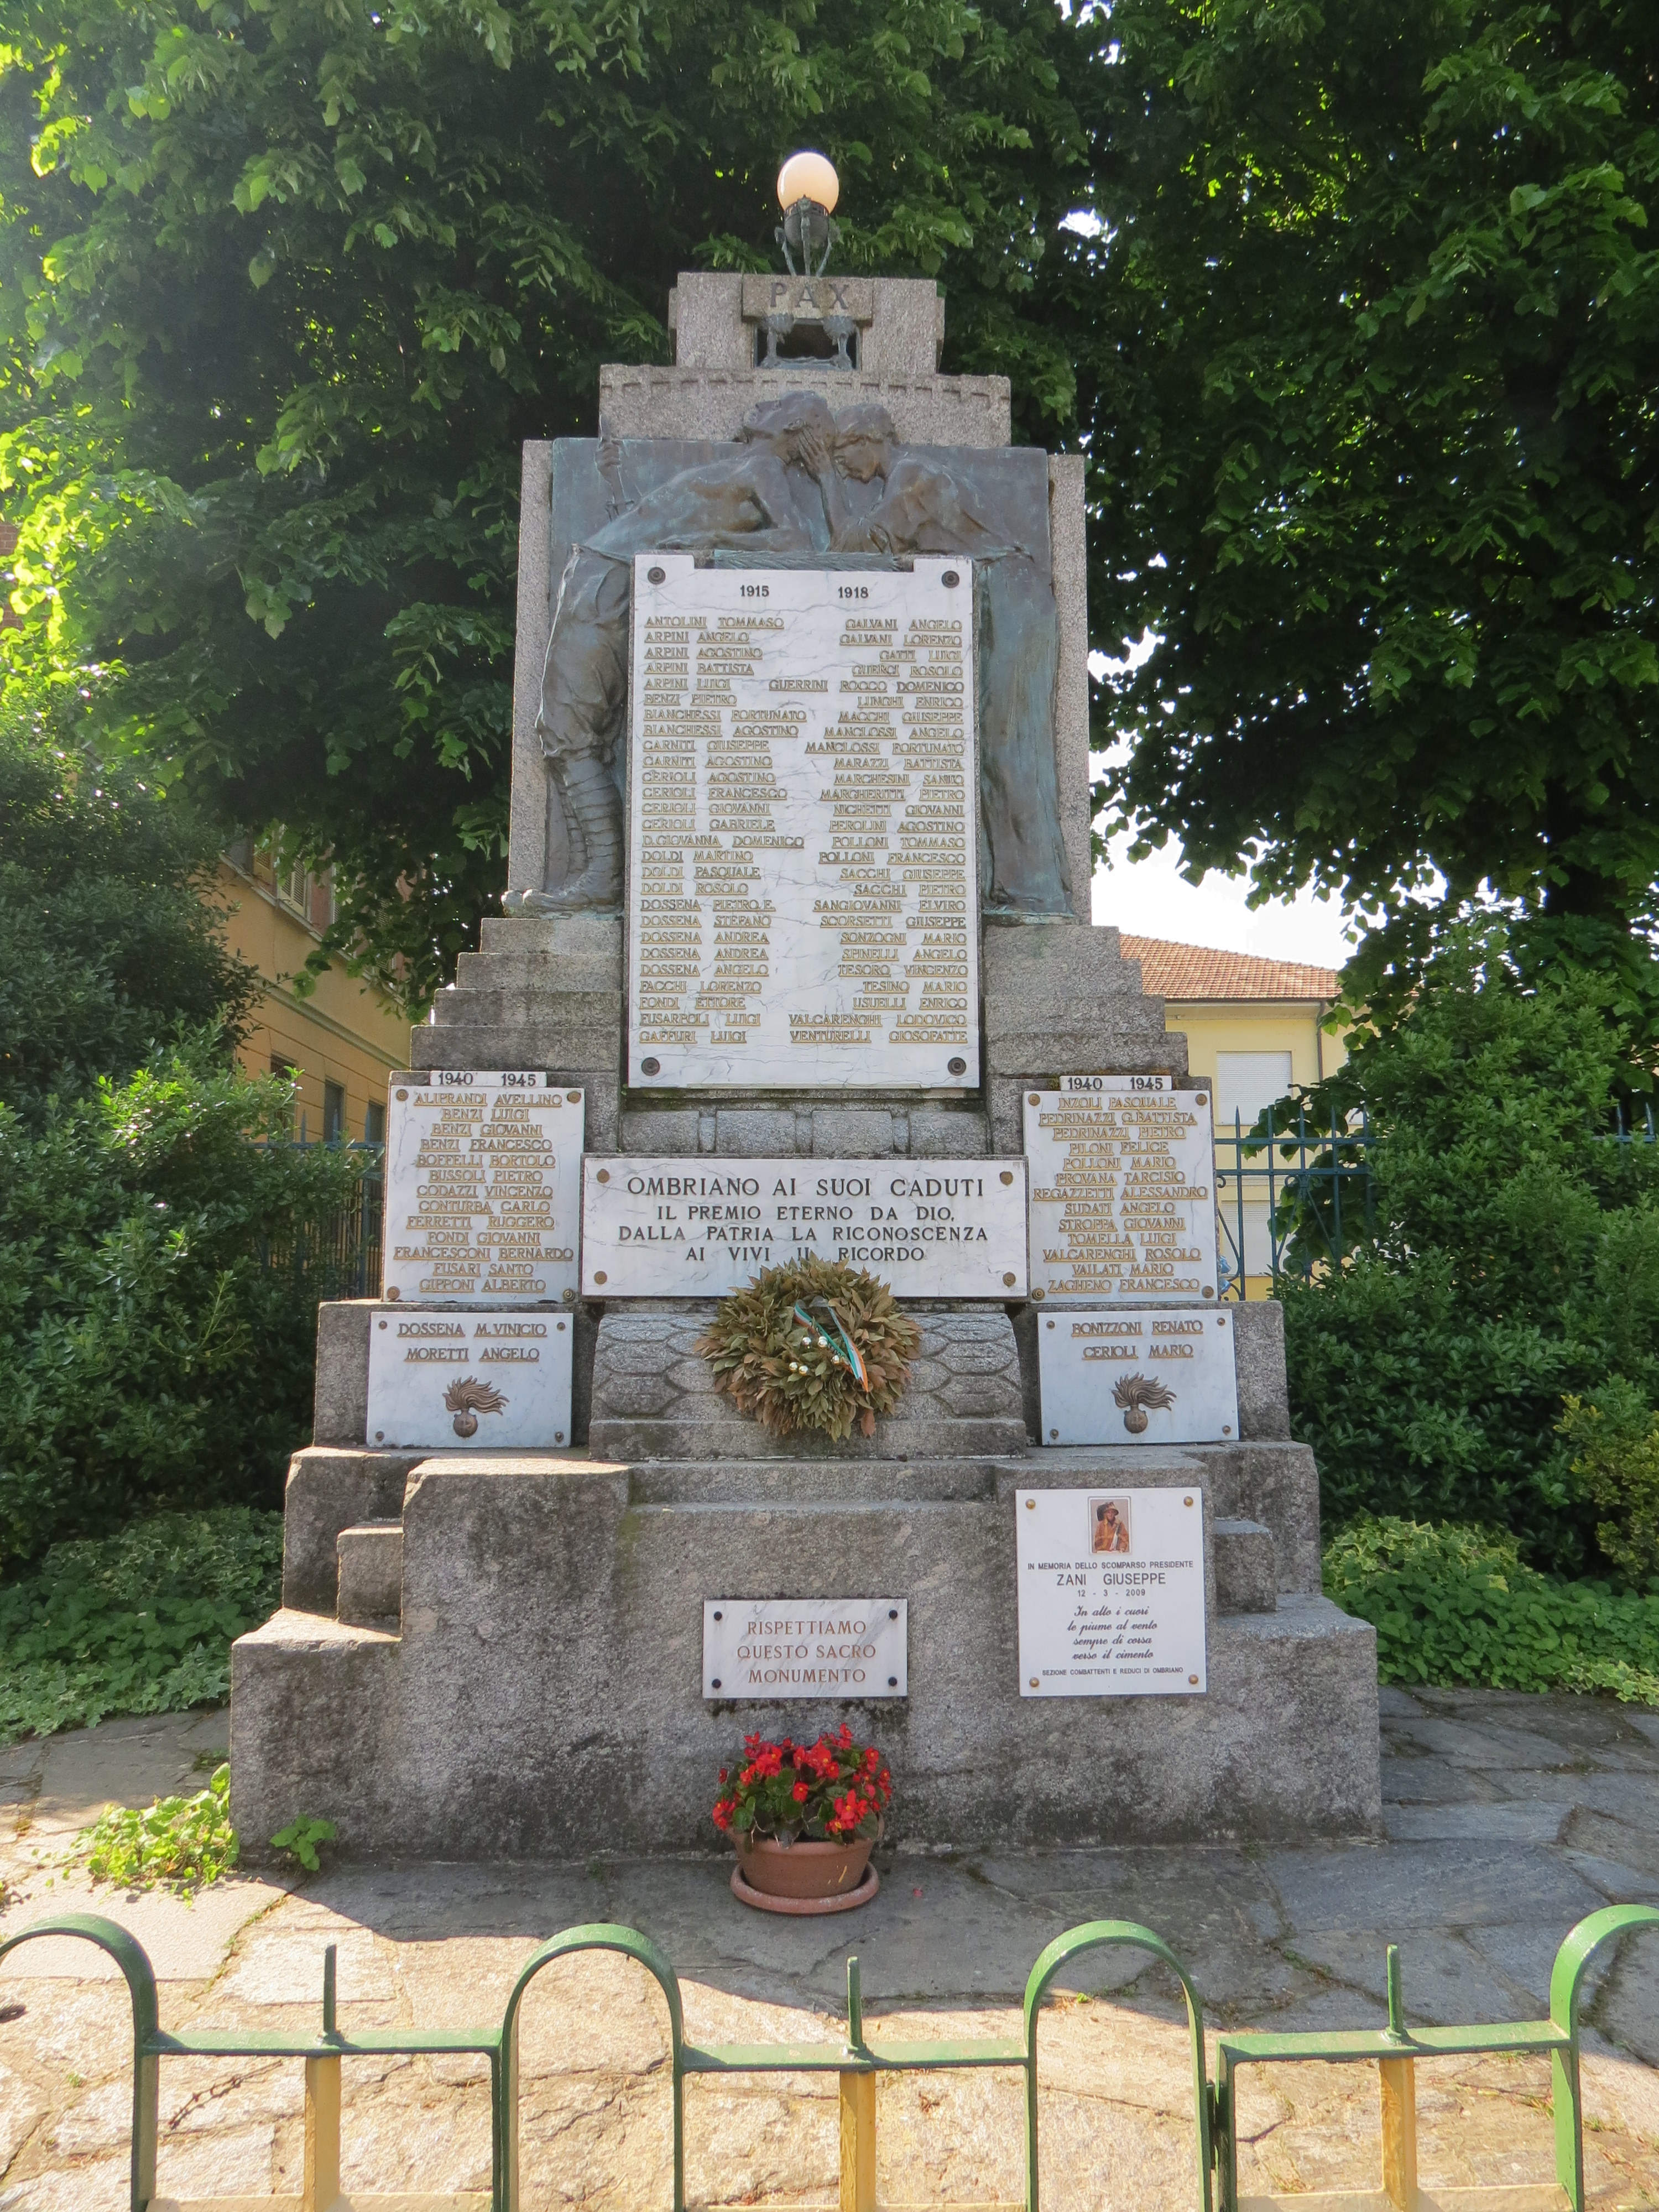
(581, 1156, 1027, 1298)
(1016, 1488, 1207, 1696)
(703, 1599, 908, 1699)
(382, 1073, 584, 1306)
(1023, 1077, 1219, 1305)
(1037, 1309, 1239, 1446)
(627, 555, 979, 1092)
(366, 1309, 575, 1449)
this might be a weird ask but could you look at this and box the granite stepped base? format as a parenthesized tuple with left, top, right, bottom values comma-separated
(233, 1446, 1379, 1860)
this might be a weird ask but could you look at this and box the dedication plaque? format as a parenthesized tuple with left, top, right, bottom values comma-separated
(627, 555, 978, 1091)
(382, 1073, 583, 1306)
(367, 1310, 573, 1450)
(1016, 1488, 1207, 1696)
(581, 1156, 1027, 1298)
(1024, 1077, 1219, 1304)
(1037, 1310, 1238, 1446)
(702, 1598, 909, 1699)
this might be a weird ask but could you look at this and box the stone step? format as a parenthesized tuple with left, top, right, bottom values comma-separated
(1213, 1517, 1277, 1614)
(282, 1443, 421, 1614)
(337, 1521, 404, 1629)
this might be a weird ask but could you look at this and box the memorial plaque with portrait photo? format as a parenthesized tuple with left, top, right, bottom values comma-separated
(1016, 1486, 1207, 1696)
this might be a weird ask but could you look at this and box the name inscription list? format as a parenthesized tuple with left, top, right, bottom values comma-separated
(382, 1073, 583, 1306)
(1023, 1076, 1219, 1304)
(627, 555, 979, 1090)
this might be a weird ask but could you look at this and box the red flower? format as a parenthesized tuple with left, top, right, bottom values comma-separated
(792, 1782, 810, 1803)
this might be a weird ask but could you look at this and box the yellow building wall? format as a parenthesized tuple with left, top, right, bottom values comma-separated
(213, 858, 414, 1144)
(1162, 1000, 1348, 1113)
(1161, 998, 1349, 1300)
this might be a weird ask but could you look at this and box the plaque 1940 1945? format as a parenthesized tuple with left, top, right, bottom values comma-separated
(627, 555, 979, 1093)
(380, 1073, 584, 1307)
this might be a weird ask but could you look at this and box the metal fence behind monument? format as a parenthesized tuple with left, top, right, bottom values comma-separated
(257, 1138, 384, 1300)
(1217, 1097, 1659, 1298)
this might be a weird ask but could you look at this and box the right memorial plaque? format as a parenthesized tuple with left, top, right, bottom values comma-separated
(1016, 1486, 1207, 1697)
(1036, 1309, 1238, 1446)
(1024, 1076, 1218, 1305)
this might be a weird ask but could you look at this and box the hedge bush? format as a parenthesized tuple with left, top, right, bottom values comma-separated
(1324, 1516, 1659, 1705)
(0, 1507, 284, 1741)
(1277, 930, 1659, 1568)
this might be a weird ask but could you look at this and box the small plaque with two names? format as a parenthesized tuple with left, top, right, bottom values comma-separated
(366, 1310, 574, 1450)
(1037, 1309, 1238, 1446)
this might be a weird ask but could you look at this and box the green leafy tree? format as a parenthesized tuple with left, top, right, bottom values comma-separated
(1080, 0, 1659, 1010)
(0, 690, 258, 1114)
(0, 0, 1088, 1002)
(1279, 927, 1659, 1563)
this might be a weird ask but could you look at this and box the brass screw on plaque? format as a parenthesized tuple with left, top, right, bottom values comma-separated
(1003, 1272, 1017, 1286)
(1196, 1093, 1207, 1104)
(597, 1168, 610, 1183)
(1046, 1319, 1055, 1331)
(563, 1288, 576, 1305)
(648, 565, 666, 585)
(1203, 1286, 1215, 1298)
(1050, 1427, 1058, 1439)
(1223, 1425, 1233, 1435)
(378, 1321, 387, 1331)
(593, 1270, 607, 1285)
(641, 1058, 661, 1076)
(375, 1430, 384, 1442)
(387, 1286, 401, 1301)
(1217, 1315, 1227, 1327)
(942, 571, 961, 588)
(1188, 1674, 1199, 1686)
(999, 1170, 1014, 1185)
(1184, 1496, 1194, 1506)
(555, 1430, 565, 1442)
(1032, 1288, 1045, 1301)
(557, 1321, 566, 1332)
(568, 1091, 582, 1104)
(948, 1056, 967, 1075)
(1029, 1092, 1041, 1105)
(1029, 1676, 1039, 1689)
(1025, 1499, 1035, 1510)
(397, 1088, 409, 1102)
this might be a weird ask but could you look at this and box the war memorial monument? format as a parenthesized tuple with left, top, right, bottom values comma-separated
(231, 161, 1381, 1858)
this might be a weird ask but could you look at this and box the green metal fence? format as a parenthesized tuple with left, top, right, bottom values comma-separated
(1213, 1105, 1374, 1298)
(2, 1903, 1653, 2212)
(257, 1140, 383, 1300)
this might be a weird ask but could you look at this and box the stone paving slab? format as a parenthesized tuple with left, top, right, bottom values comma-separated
(3, 1686, 1659, 2205)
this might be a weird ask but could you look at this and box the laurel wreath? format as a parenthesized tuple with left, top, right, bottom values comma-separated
(696, 1254, 921, 1442)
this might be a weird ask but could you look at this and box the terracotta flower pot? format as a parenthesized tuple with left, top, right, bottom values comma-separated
(735, 1830, 875, 1899)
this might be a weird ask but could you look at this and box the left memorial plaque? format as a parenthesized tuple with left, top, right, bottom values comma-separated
(367, 1310, 575, 1449)
(382, 1073, 584, 1306)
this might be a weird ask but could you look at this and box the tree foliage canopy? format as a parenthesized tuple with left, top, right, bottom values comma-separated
(1082, 0, 1659, 1000)
(0, 0, 1088, 1003)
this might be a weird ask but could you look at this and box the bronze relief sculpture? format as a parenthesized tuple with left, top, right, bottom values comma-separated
(516, 395, 1072, 921)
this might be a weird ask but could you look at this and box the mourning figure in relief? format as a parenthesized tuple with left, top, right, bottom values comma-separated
(524, 393, 840, 912)
(830, 405, 1072, 919)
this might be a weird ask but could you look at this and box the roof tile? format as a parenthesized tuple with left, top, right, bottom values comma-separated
(1120, 933, 1339, 1003)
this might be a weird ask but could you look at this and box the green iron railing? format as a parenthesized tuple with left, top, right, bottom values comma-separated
(1213, 1106, 1374, 1299)
(1, 1905, 1653, 2212)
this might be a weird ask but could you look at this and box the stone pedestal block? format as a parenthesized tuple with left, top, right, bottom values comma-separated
(231, 1448, 1379, 1859)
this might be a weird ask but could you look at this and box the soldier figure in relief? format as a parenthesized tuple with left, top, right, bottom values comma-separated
(524, 393, 840, 912)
